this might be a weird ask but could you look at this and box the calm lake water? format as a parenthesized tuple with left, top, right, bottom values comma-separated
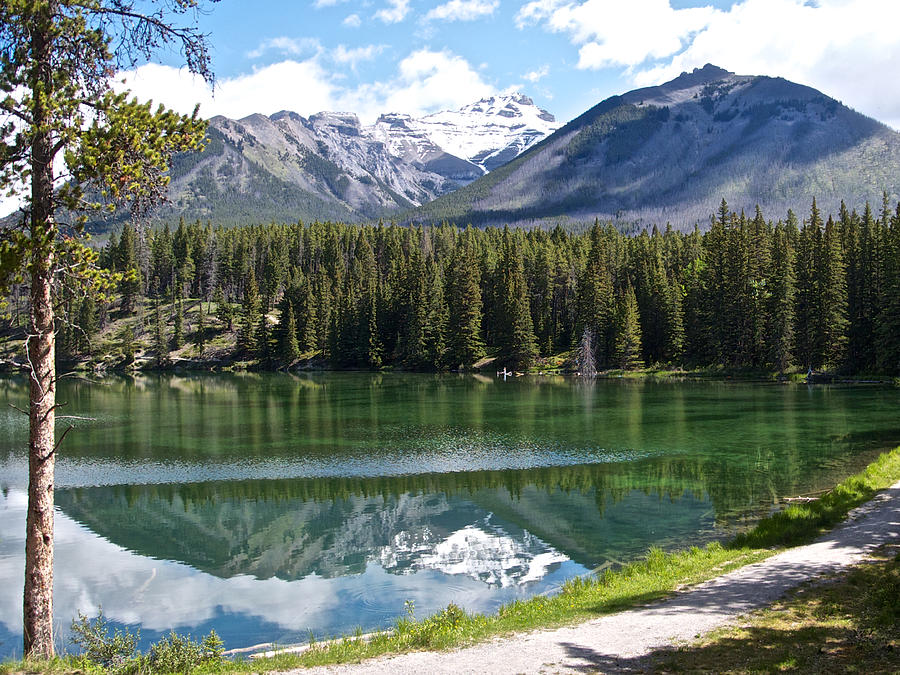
(1, 373, 898, 658)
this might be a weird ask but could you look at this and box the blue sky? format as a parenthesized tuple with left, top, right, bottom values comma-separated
(119, 0, 900, 129)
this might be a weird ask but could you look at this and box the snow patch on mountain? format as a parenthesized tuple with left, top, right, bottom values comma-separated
(408, 93, 560, 172)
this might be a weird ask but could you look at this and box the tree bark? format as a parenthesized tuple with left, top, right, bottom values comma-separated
(23, 249, 56, 659)
(23, 0, 57, 658)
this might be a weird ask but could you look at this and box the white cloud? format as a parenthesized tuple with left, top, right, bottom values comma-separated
(342, 12, 362, 27)
(516, 0, 718, 69)
(118, 60, 338, 120)
(523, 64, 549, 83)
(332, 44, 386, 67)
(246, 36, 322, 60)
(425, 0, 499, 22)
(339, 48, 496, 121)
(314, 0, 349, 7)
(631, 0, 900, 129)
(375, 0, 411, 23)
(117, 48, 496, 126)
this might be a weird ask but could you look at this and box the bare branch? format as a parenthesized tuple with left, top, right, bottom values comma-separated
(53, 425, 75, 453)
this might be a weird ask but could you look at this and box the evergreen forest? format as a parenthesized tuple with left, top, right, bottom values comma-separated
(6, 196, 900, 376)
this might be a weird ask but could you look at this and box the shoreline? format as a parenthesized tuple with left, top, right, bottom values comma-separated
(0, 354, 897, 386)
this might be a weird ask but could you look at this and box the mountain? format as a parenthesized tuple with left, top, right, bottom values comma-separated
(399, 93, 560, 172)
(407, 64, 900, 229)
(148, 93, 558, 227)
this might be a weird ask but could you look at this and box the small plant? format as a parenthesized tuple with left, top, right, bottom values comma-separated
(424, 602, 465, 630)
(70, 611, 224, 674)
(395, 602, 470, 648)
(70, 609, 139, 672)
(146, 629, 224, 674)
(147, 631, 198, 673)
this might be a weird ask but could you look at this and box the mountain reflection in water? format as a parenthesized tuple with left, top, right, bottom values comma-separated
(1, 373, 899, 657)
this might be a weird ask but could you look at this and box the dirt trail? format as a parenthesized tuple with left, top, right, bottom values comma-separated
(288, 481, 900, 674)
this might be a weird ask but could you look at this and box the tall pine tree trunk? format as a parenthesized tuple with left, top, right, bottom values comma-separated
(24, 3, 57, 657)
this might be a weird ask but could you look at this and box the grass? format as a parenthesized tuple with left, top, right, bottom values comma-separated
(649, 544, 900, 673)
(4, 446, 900, 674)
(0, 657, 105, 675)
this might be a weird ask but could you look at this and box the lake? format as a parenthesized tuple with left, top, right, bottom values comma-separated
(1, 373, 898, 658)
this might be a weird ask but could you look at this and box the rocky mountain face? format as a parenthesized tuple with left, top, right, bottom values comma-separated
(152, 93, 558, 227)
(408, 64, 900, 229)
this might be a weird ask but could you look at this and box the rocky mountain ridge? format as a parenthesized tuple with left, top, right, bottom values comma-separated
(153, 93, 558, 226)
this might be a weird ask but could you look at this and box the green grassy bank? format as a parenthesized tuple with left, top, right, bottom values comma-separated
(3, 446, 900, 674)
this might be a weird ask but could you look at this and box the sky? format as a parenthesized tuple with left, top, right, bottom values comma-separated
(118, 0, 900, 129)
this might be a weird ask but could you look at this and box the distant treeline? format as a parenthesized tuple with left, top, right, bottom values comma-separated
(37, 196, 900, 374)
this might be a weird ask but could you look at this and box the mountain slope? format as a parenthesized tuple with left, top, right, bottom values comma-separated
(407, 65, 900, 229)
(156, 111, 459, 226)
(149, 94, 558, 227)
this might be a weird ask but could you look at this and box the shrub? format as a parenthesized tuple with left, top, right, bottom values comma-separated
(70, 609, 139, 673)
(70, 611, 224, 674)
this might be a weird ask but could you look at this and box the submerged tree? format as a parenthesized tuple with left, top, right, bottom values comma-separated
(0, 0, 215, 657)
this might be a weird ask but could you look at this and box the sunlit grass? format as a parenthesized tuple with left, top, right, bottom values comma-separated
(651, 545, 900, 673)
(0, 655, 103, 675)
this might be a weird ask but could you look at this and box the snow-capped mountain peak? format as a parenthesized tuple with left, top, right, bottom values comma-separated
(409, 93, 560, 172)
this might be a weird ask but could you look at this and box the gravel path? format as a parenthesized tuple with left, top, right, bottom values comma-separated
(288, 481, 900, 674)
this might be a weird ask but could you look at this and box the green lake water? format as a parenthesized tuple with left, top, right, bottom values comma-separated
(0, 373, 898, 657)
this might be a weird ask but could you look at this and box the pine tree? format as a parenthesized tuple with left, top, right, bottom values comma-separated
(614, 285, 643, 370)
(766, 223, 795, 371)
(118, 325, 136, 367)
(399, 241, 428, 368)
(576, 225, 614, 366)
(794, 208, 820, 369)
(256, 310, 272, 363)
(496, 230, 538, 370)
(356, 233, 382, 368)
(819, 214, 849, 369)
(748, 206, 773, 366)
(297, 276, 320, 353)
(277, 304, 301, 364)
(77, 295, 98, 357)
(151, 224, 176, 297)
(663, 274, 685, 363)
(446, 233, 485, 368)
(240, 269, 261, 355)
(213, 286, 233, 331)
(117, 223, 141, 313)
(423, 256, 448, 369)
(173, 218, 196, 298)
(194, 301, 206, 356)
(154, 300, 169, 368)
(312, 270, 332, 357)
(172, 297, 184, 349)
(700, 203, 730, 363)
(875, 202, 900, 373)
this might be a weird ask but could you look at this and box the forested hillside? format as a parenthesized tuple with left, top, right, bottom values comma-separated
(4, 197, 899, 375)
